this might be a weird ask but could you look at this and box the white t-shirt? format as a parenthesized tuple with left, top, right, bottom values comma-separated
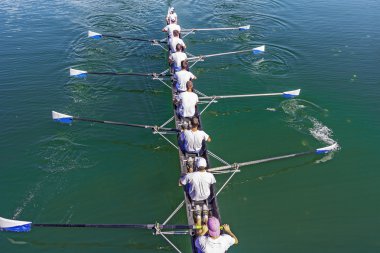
(166, 13, 178, 23)
(169, 37, 186, 53)
(181, 129, 209, 152)
(195, 234, 235, 253)
(170, 52, 187, 70)
(178, 91, 198, 117)
(163, 23, 181, 37)
(180, 171, 216, 201)
(175, 70, 195, 92)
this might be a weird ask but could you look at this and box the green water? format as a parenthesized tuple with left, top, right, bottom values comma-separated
(1, 0, 379, 252)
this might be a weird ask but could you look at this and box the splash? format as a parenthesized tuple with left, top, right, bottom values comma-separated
(281, 99, 340, 163)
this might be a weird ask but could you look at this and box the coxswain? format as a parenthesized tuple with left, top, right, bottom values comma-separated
(166, 7, 178, 24)
(177, 81, 198, 118)
(180, 117, 210, 155)
(162, 17, 181, 38)
(174, 60, 196, 92)
(195, 217, 238, 253)
(168, 30, 186, 53)
(169, 44, 187, 73)
(179, 157, 216, 228)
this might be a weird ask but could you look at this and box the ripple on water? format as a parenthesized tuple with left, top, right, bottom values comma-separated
(238, 43, 299, 77)
(13, 133, 96, 219)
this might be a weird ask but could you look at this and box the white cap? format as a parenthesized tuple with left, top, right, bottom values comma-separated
(170, 7, 174, 12)
(196, 157, 207, 168)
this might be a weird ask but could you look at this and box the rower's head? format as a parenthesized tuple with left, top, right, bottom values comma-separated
(169, 7, 175, 13)
(176, 43, 183, 52)
(173, 30, 180, 38)
(196, 157, 207, 171)
(170, 17, 176, 24)
(186, 81, 193, 92)
(191, 117, 199, 128)
(181, 60, 189, 70)
(208, 217, 221, 237)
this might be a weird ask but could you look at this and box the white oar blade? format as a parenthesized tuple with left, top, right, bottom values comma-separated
(88, 30, 102, 39)
(239, 25, 250, 31)
(315, 143, 338, 154)
(70, 68, 88, 78)
(282, 89, 301, 98)
(0, 217, 32, 232)
(52, 111, 73, 124)
(252, 45, 265, 55)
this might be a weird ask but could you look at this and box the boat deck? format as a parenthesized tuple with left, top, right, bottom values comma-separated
(171, 81, 221, 252)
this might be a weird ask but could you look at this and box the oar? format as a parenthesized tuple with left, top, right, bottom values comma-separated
(88, 31, 166, 44)
(182, 25, 250, 32)
(187, 45, 265, 61)
(0, 216, 200, 233)
(69, 68, 172, 78)
(199, 89, 301, 100)
(208, 143, 339, 172)
(52, 111, 179, 132)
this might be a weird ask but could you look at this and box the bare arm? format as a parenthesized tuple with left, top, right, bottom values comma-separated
(198, 224, 208, 236)
(223, 224, 238, 244)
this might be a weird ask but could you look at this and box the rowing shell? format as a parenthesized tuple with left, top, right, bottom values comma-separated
(171, 64, 221, 253)
(0, 6, 340, 253)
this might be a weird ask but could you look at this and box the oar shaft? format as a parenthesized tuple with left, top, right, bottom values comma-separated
(75, 117, 152, 129)
(34, 224, 155, 229)
(188, 49, 252, 60)
(208, 151, 313, 172)
(182, 27, 240, 32)
(199, 93, 283, 100)
(87, 71, 153, 77)
(73, 117, 179, 132)
(102, 34, 161, 43)
(86, 72, 172, 77)
(33, 223, 196, 230)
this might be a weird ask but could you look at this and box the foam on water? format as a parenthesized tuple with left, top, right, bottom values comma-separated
(281, 99, 340, 163)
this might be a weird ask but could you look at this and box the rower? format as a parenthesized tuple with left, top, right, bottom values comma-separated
(162, 17, 181, 39)
(168, 30, 186, 53)
(169, 44, 187, 73)
(180, 117, 210, 156)
(195, 217, 238, 253)
(179, 157, 216, 230)
(174, 60, 196, 93)
(166, 7, 178, 25)
(176, 81, 198, 118)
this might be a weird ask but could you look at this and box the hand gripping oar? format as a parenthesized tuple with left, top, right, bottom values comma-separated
(88, 31, 166, 44)
(187, 45, 265, 62)
(52, 111, 179, 133)
(182, 25, 250, 32)
(69, 68, 172, 79)
(208, 143, 339, 173)
(198, 89, 301, 100)
(0, 216, 201, 233)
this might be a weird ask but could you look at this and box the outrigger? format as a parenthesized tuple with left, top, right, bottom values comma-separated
(1, 7, 338, 253)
